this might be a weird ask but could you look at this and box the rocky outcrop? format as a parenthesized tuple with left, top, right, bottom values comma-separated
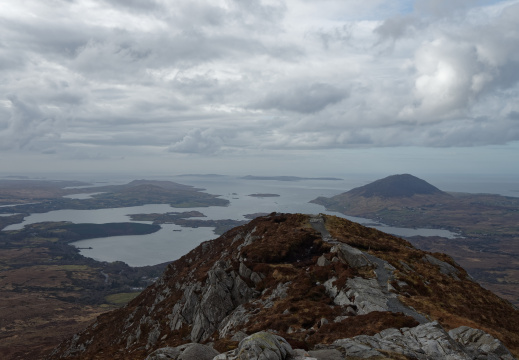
(215, 332, 293, 360)
(145, 343, 219, 360)
(146, 323, 515, 360)
(319, 321, 516, 360)
(48, 213, 519, 360)
(169, 259, 258, 342)
(449, 326, 516, 360)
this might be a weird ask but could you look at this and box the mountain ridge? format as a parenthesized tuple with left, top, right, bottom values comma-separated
(48, 213, 519, 359)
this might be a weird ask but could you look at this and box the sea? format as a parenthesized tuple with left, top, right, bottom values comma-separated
(2, 173, 518, 267)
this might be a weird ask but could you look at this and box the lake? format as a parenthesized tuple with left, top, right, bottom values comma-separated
(3, 175, 461, 266)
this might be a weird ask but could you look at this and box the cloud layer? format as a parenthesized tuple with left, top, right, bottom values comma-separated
(1, 0, 519, 166)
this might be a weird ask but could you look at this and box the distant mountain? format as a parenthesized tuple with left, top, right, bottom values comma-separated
(347, 174, 445, 198)
(49, 213, 519, 359)
(311, 174, 451, 215)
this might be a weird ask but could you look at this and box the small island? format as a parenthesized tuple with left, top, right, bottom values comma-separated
(248, 193, 280, 198)
(242, 175, 342, 181)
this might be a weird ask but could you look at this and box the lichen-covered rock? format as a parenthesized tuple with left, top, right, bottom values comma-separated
(423, 254, 461, 280)
(449, 326, 516, 360)
(145, 346, 180, 359)
(169, 259, 258, 343)
(146, 343, 219, 360)
(327, 321, 517, 360)
(215, 331, 293, 360)
(179, 343, 220, 360)
(331, 243, 372, 268)
(307, 349, 343, 360)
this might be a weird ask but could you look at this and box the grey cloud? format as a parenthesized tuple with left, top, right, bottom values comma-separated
(1, 0, 519, 165)
(314, 24, 353, 49)
(0, 16, 93, 59)
(100, 0, 163, 12)
(414, 0, 474, 18)
(253, 83, 348, 114)
(168, 129, 224, 154)
(0, 96, 63, 150)
(374, 15, 418, 43)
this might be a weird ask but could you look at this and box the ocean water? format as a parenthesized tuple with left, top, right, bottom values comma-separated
(3, 175, 468, 266)
(3, 173, 517, 266)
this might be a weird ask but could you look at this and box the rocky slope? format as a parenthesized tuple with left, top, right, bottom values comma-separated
(47, 213, 519, 359)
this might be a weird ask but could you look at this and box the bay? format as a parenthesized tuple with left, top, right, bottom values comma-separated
(4, 175, 461, 266)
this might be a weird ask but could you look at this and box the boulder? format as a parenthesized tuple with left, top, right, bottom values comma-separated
(179, 343, 220, 360)
(215, 331, 293, 360)
(146, 343, 218, 360)
(145, 346, 180, 359)
(331, 243, 372, 268)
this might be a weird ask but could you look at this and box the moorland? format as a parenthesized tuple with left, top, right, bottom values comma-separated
(0, 178, 230, 359)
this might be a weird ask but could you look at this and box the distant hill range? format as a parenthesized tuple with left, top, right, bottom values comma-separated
(243, 175, 343, 181)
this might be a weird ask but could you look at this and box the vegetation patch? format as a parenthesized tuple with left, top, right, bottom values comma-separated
(105, 292, 141, 306)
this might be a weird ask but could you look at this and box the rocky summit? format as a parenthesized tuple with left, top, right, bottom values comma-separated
(48, 213, 519, 360)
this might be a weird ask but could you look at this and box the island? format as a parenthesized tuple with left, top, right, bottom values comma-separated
(247, 193, 280, 198)
(242, 175, 342, 181)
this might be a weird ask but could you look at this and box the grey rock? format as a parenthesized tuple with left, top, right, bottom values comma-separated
(307, 349, 343, 360)
(331, 243, 372, 268)
(146, 343, 219, 360)
(332, 339, 384, 358)
(219, 305, 250, 338)
(345, 277, 387, 313)
(449, 326, 516, 360)
(423, 254, 461, 280)
(147, 324, 162, 349)
(239, 262, 252, 279)
(231, 331, 249, 342)
(290, 349, 317, 359)
(316, 255, 330, 267)
(167, 260, 258, 343)
(261, 282, 291, 309)
(250, 272, 263, 284)
(328, 321, 518, 360)
(216, 331, 293, 360)
(179, 343, 219, 360)
(145, 346, 180, 359)
(333, 315, 349, 323)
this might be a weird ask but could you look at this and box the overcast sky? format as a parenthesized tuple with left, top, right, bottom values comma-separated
(1, 0, 519, 177)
